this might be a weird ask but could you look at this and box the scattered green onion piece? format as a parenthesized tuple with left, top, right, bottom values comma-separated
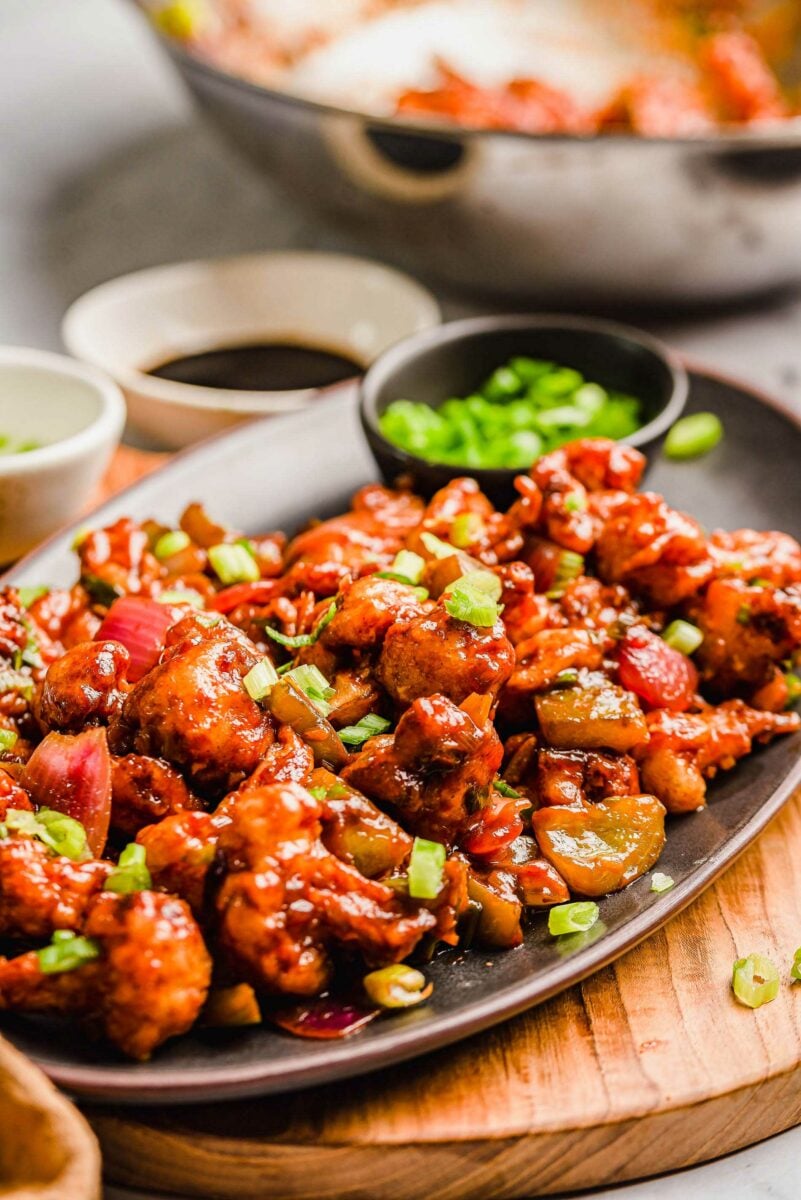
(552, 668, 579, 688)
(106, 843, 152, 894)
(338, 713, 392, 747)
(664, 412, 724, 460)
(791, 948, 801, 982)
(420, 531, 456, 560)
(236, 537, 257, 558)
(81, 574, 123, 607)
(0, 670, 34, 702)
(650, 872, 675, 893)
(407, 836, 446, 900)
(363, 964, 433, 1009)
(662, 619, 704, 656)
(553, 550, 585, 588)
(262, 600, 336, 649)
(4, 807, 91, 861)
(732, 953, 780, 1008)
(736, 605, 751, 626)
(71, 526, 91, 551)
(243, 657, 279, 702)
(785, 673, 801, 707)
(548, 901, 600, 937)
(157, 588, 204, 608)
(450, 512, 485, 548)
(154, 530, 191, 560)
(0, 729, 17, 753)
(36, 930, 101, 975)
(208, 543, 260, 585)
(390, 549, 425, 584)
(494, 778, 521, 799)
(17, 585, 49, 608)
(195, 611, 221, 628)
(443, 571, 502, 627)
(285, 664, 336, 716)
(308, 786, 329, 801)
(563, 492, 586, 514)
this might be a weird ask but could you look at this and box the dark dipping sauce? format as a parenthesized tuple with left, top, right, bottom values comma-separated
(148, 342, 363, 392)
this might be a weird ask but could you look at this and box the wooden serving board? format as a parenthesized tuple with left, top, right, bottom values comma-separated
(81, 447, 801, 1199)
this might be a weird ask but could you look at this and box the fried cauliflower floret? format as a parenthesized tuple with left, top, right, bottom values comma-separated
(39, 641, 130, 733)
(0, 837, 111, 939)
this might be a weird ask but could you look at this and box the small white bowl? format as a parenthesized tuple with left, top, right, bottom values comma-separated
(62, 251, 441, 450)
(0, 347, 125, 563)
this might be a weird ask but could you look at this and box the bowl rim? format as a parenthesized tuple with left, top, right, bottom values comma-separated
(359, 312, 689, 481)
(0, 346, 125, 477)
(61, 250, 442, 416)
(149, 14, 801, 152)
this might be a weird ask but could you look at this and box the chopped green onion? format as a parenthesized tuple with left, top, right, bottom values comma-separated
(71, 526, 91, 551)
(450, 513, 485, 548)
(0, 729, 17, 753)
(552, 668, 579, 688)
(0, 670, 34, 702)
(262, 600, 336, 649)
(548, 901, 600, 937)
(443, 571, 502, 627)
(732, 953, 779, 1008)
(785, 673, 801, 707)
(208, 543, 260, 585)
(664, 412, 724, 460)
(563, 492, 586, 514)
(650, 872, 675, 893)
(553, 550, 585, 588)
(363, 964, 433, 1009)
(17, 585, 49, 608)
(308, 786, 329, 801)
(154, 530, 191, 560)
(407, 836, 446, 900)
(337, 713, 392, 747)
(791, 948, 801, 982)
(736, 605, 751, 626)
(662, 620, 704, 656)
(157, 588, 204, 608)
(494, 778, 521, 799)
(285, 664, 336, 716)
(420, 531, 457, 560)
(236, 537, 257, 558)
(106, 843, 152, 894)
(243, 657, 279, 702)
(4, 807, 90, 861)
(36, 930, 101, 975)
(389, 549, 425, 584)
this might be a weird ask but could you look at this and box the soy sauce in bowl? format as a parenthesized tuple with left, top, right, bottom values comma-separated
(148, 342, 363, 392)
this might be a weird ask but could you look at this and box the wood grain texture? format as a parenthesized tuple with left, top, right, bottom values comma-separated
(85, 447, 801, 1199)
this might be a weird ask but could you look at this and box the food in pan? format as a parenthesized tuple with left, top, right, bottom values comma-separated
(0, 437, 798, 1058)
(149, 0, 801, 136)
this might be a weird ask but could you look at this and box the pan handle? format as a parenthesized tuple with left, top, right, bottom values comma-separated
(324, 117, 475, 204)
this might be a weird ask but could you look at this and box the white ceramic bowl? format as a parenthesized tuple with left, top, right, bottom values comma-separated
(0, 347, 125, 563)
(62, 251, 441, 450)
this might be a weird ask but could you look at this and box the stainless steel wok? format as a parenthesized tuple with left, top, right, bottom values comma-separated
(140, 15, 801, 305)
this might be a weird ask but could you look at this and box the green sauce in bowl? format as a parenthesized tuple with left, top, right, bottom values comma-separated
(379, 356, 643, 470)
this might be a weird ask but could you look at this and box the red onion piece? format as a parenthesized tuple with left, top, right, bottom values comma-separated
(25, 727, 112, 856)
(96, 596, 175, 683)
(268, 997, 379, 1040)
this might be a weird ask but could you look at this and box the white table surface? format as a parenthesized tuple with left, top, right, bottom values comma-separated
(2, 2, 800, 1196)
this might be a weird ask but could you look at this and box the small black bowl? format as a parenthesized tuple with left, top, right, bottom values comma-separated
(360, 314, 688, 506)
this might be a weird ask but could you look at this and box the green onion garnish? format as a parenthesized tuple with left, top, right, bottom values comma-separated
(157, 588, 204, 608)
(785, 673, 801, 707)
(0, 670, 34, 702)
(420, 531, 457, 560)
(791, 948, 801, 982)
(106, 843, 152, 894)
(662, 620, 704, 656)
(450, 513, 485, 548)
(285, 664, 336, 716)
(563, 492, 586, 514)
(548, 901, 600, 937)
(552, 668, 579, 688)
(81, 574, 123, 607)
(208, 543, 260, 585)
(70, 526, 91, 551)
(650, 872, 675, 893)
(732, 953, 779, 1008)
(389, 549, 425, 584)
(0, 729, 17, 753)
(553, 550, 585, 588)
(262, 600, 336, 649)
(664, 412, 724, 460)
(338, 713, 392, 746)
(243, 657, 279, 702)
(17, 585, 49, 608)
(36, 930, 101, 975)
(363, 964, 433, 1009)
(154, 530, 191, 560)
(736, 605, 751, 626)
(407, 836, 446, 900)
(494, 778, 521, 799)
(3, 807, 90, 861)
(443, 569, 502, 628)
